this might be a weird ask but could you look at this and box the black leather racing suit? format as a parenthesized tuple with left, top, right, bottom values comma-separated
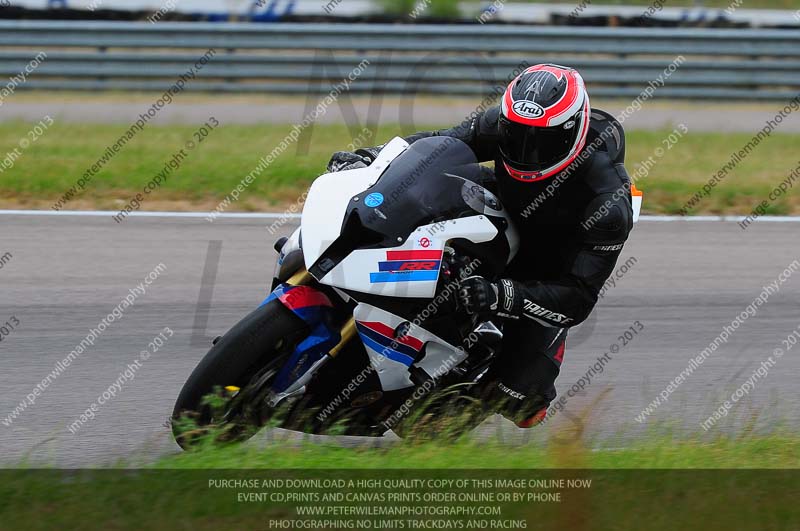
(402, 106, 634, 425)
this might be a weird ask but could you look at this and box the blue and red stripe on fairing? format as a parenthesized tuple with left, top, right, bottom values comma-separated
(355, 321, 424, 367)
(369, 270, 440, 283)
(370, 249, 443, 284)
(377, 260, 440, 272)
(385, 250, 443, 260)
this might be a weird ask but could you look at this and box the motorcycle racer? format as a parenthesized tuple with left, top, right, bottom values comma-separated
(327, 64, 634, 428)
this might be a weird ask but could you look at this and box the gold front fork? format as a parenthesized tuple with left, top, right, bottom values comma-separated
(287, 268, 312, 286)
(329, 318, 357, 358)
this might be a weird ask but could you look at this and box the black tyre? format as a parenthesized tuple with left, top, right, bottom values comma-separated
(171, 299, 308, 449)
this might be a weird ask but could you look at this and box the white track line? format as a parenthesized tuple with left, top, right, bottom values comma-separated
(639, 215, 800, 223)
(0, 209, 301, 219)
(1, 210, 800, 223)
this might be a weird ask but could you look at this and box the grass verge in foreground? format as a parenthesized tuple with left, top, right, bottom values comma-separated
(154, 432, 800, 469)
(502, 0, 795, 7)
(1, 121, 799, 215)
(2, 436, 799, 530)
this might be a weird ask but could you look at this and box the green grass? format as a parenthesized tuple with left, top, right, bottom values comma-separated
(1, 121, 798, 214)
(418, 0, 798, 12)
(386, 0, 799, 14)
(2, 435, 799, 530)
(155, 432, 800, 469)
(512, 0, 796, 7)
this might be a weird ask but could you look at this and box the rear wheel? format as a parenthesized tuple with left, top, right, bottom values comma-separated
(171, 299, 308, 449)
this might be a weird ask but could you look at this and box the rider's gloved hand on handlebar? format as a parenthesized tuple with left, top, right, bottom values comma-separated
(458, 276, 522, 319)
(326, 146, 383, 173)
(327, 151, 371, 173)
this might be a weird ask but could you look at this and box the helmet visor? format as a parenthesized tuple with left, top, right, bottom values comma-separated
(498, 113, 581, 173)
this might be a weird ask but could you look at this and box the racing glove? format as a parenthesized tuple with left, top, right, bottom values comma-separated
(326, 146, 383, 173)
(458, 276, 522, 319)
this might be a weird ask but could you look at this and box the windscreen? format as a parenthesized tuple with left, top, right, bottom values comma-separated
(344, 136, 485, 248)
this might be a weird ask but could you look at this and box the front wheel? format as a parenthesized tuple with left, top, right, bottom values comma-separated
(171, 299, 308, 449)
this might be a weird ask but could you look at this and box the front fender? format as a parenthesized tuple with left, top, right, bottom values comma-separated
(261, 283, 333, 324)
(261, 283, 341, 393)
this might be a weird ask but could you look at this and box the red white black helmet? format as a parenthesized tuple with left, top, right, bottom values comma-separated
(499, 64, 590, 182)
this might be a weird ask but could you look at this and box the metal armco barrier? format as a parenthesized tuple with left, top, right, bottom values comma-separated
(1, 21, 799, 100)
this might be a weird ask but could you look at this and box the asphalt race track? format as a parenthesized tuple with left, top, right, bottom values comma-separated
(1, 214, 799, 466)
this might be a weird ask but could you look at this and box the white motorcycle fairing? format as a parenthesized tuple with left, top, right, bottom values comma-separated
(293, 136, 521, 395)
(301, 137, 518, 299)
(301, 138, 408, 271)
(353, 303, 468, 392)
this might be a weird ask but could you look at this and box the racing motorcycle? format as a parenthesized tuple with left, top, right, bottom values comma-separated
(171, 136, 642, 448)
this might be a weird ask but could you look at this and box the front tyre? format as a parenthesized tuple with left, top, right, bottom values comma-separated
(171, 299, 308, 449)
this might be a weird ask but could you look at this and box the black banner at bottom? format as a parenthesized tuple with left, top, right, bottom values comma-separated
(1, 469, 797, 530)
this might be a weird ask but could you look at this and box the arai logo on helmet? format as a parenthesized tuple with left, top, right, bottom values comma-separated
(512, 100, 545, 119)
